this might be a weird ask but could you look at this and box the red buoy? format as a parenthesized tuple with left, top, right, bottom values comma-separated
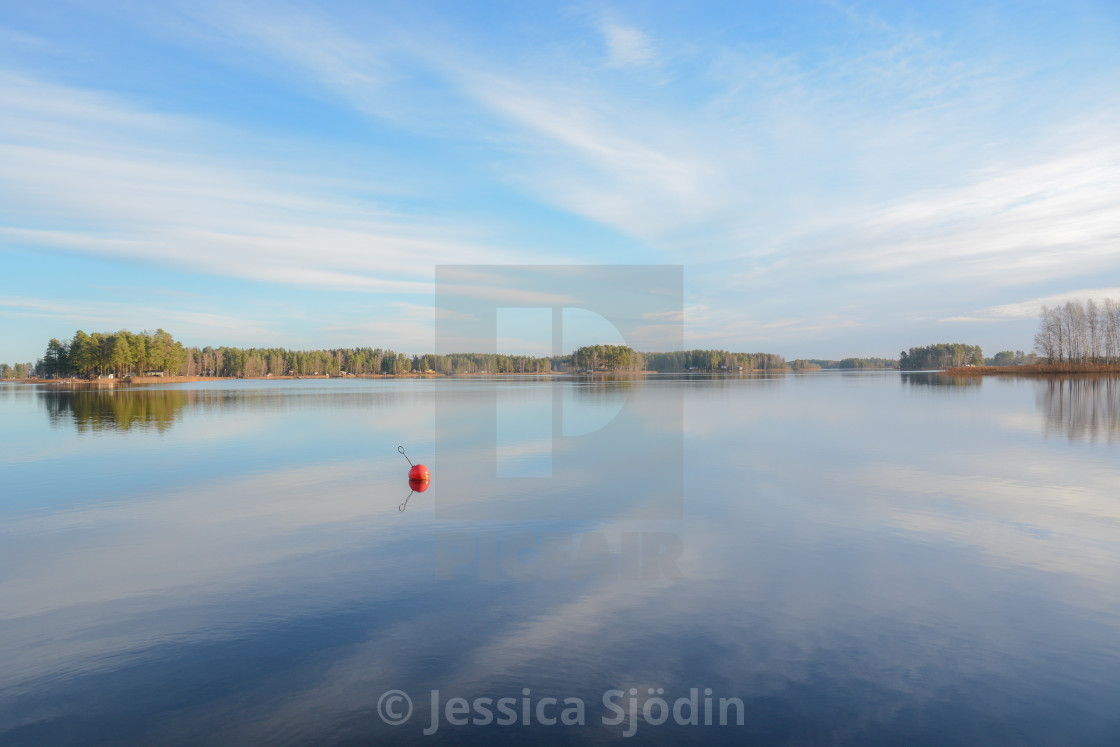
(399, 446, 430, 484)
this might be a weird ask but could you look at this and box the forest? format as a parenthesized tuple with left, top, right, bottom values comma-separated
(32, 329, 545, 378)
(0, 362, 34, 380)
(572, 345, 787, 372)
(12, 331, 788, 379)
(899, 343, 984, 370)
(39, 329, 188, 379)
(984, 350, 1038, 366)
(643, 348, 786, 372)
(790, 357, 898, 370)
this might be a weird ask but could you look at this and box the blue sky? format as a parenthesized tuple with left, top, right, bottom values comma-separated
(1, 0, 1118, 362)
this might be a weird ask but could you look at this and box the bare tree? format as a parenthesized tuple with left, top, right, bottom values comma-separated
(1054, 305, 1065, 361)
(1087, 298, 1101, 362)
(1104, 298, 1119, 363)
(1062, 301, 1084, 363)
(1035, 306, 1059, 362)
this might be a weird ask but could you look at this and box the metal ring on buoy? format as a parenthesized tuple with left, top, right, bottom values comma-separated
(399, 445, 430, 483)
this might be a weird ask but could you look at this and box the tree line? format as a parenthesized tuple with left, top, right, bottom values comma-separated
(29, 329, 521, 378)
(899, 343, 984, 370)
(19, 330, 790, 378)
(790, 357, 898, 370)
(1034, 298, 1120, 364)
(643, 349, 786, 372)
(14, 310, 1119, 378)
(0, 362, 35, 380)
(194, 346, 414, 377)
(984, 350, 1038, 366)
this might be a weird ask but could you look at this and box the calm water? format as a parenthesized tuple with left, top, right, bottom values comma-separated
(1, 373, 1118, 745)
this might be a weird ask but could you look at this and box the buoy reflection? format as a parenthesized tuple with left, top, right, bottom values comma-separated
(399, 477, 430, 512)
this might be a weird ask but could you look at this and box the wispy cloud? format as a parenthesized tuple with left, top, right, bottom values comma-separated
(164, 3, 1120, 283)
(598, 19, 657, 68)
(0, 72, 525, 293)
(806, 141, 1120, 284)
(941, 287, 1120, 323)
(0, 294, 279, 341)
(682, 304, 862, 347)
(188, 3, 397, 120)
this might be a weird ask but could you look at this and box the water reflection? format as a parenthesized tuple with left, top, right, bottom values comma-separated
(3, 376, 1120, 744)
(1037, 376, 1120, 444)
(36, 382, 435, 434)
(40, 388, 189, 433)
(902, 372, 982, 388)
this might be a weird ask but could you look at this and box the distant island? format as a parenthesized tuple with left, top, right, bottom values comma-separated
(790, 358, 898, 370)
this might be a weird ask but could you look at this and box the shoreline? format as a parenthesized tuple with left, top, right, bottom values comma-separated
(7, 368, 801, 387)
(941, 363, 1120, 377)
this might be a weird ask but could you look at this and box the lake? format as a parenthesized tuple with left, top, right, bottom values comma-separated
(1, 373, 1118, 745)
